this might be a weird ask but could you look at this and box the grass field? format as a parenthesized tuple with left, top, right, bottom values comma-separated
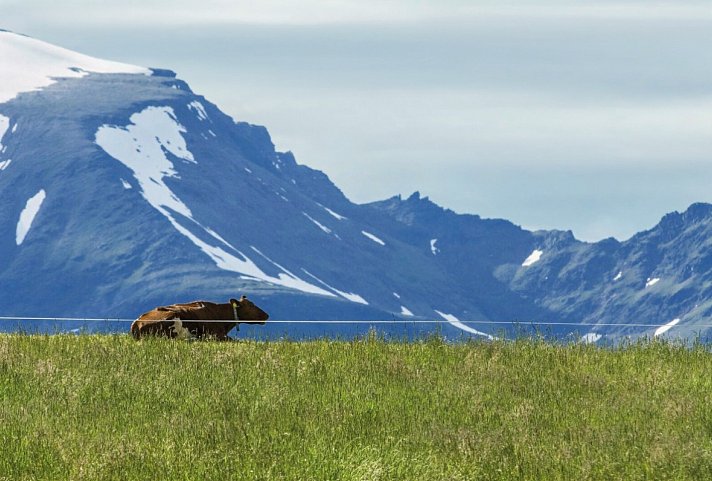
(1, 333, 711, 480)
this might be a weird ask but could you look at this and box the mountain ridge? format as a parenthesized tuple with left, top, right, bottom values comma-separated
(1, 30, 710, 342)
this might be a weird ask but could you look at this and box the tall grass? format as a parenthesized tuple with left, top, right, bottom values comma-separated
(0, 334, 710, 480)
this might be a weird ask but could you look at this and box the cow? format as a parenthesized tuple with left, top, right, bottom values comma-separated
(130, 296, 268, 340)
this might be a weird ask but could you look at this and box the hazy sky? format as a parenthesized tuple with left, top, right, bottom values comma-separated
(3, 1, 712, 241)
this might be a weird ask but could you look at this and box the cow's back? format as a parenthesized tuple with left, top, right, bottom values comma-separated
(131, 301, 229, 339)
(131, 308, 174, 338)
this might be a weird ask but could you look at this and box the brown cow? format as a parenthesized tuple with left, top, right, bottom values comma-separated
(130, 296, 268, 340)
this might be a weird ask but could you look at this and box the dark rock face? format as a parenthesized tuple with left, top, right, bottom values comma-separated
(1, 36, 710, 342)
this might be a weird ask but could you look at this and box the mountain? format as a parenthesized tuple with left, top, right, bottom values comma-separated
(1, 30, 709, 342)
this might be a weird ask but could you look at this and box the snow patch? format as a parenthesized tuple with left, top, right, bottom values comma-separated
(96, 106, 331, 297)
(614, 271, 623, 281)
(187, 101, 208, 121)
(303, 212, 332, 234)
(430, 238, 440, 255)
(654, 318, 680, 337)
(301, 269, 368, 305)
(522, 249, 543, 267)
(323, 206, 346, 220)
(16, 189, 46, 245)
(0, 159, 12, 171)
(244, 167, 252, 174)
(96, 106, 195, 219)
(249, 247, 336, 298)
(167, 216, 333, 296)
(334, 291, 369, 305)
(645, 277, 660, 288)
(580, 333, 602, 344)
(393, 292, 401, 299)
(120, 178, 132, 189)
(204, 227, 231, 247)
(0, 30, 150, 104)
(0, 115, 9, 150)
(362, 231, 385, 246)
(435, 310, 493, 340)
(400, 306, 414, 317)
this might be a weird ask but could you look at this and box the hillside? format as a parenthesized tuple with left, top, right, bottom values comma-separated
(2, 334, 711, 480)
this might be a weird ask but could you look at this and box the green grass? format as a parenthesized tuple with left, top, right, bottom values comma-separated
(1, 334, 711, 480)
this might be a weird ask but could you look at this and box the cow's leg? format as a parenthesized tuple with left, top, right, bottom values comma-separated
(143, 321, 171, 338)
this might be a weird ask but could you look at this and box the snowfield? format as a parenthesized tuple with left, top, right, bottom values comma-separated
(96, 106, 196, 218)
(0, 30, 149, 104)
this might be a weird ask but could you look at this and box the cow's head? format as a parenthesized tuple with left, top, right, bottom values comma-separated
(230, 295, 269, 324)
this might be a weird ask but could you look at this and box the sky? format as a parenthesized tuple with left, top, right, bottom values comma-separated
(3, 0, 712, 241)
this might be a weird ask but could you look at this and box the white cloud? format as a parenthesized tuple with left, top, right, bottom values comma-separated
(4, 1, 711, 27)
(5, 0, 440, 26)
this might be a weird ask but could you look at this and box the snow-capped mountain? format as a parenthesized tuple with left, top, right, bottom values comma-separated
(1, 30, 710, 342)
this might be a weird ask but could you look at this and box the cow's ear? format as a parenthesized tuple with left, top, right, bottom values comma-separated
(241, 295, 248, 301)
(229, 298, 239, 307)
